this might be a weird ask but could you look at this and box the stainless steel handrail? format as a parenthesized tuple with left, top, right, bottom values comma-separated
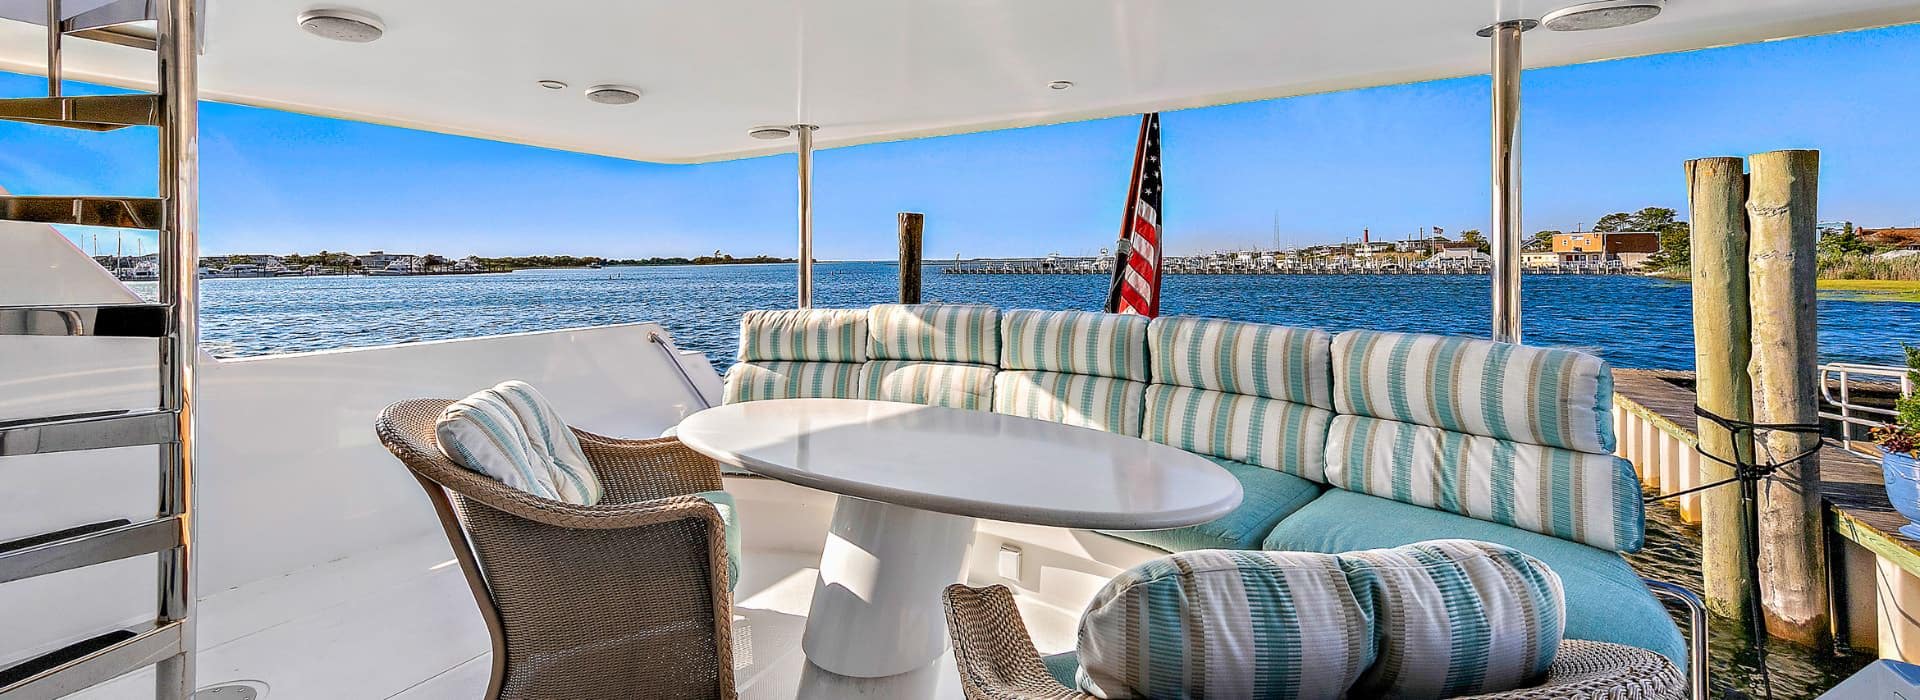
(1644, 579, 1709, 700)
(0, 303, 168, 337)
(1818, 361, 1911, 455)
(0, 409, 179, 457)
(0, 622, 185, 700)
(648, 330, 713, 410)
(0, 517, 183, 584)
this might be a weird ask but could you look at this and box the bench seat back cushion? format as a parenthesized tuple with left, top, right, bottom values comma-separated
(863, 360, 996, 410)
(1263, 489, 1685, 668)
(722, 360, 863, 403)
(867, 303, 1001, 364)
(1076, 549, 1377, 699)
(1000, 309, 1150, 382)
(724, 308, 868, 403)
(1149, 316, 1333, 409)
(993, 370, 1146, 435)
(1325, 415, 1644, 552)
(1331, 329, 1614, 454)
(1144, 385, 1332, 482)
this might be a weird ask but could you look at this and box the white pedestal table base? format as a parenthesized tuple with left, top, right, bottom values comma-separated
(802, 495, 977, 678)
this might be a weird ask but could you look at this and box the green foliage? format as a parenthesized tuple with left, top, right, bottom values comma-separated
(1819, 223, 1879, 258)
(1878, 344, 1920, 456)
(1459, 229, 1489, 253)
(1526, 230, 1560, 251)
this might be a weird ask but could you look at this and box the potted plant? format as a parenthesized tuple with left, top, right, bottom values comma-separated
(1875, 345, 1920, 538)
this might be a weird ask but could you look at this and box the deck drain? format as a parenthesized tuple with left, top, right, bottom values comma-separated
(194, 680, 267, 699)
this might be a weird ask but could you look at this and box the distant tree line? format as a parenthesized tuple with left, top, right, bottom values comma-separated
(230, 251, 796, 271)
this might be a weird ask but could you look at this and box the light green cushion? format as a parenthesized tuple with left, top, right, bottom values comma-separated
(1147, 316, 1334, 409)
(1325, 414, 1645, 552)
(1263, 489, 1685, 668)
(862, 360, 996, 410)
(1103, 457, 1322, 552)
(999, 309, 1150, 382)
(867, 303, 1001, 364)
(1330, 330, 1615, 454)
(992, 370, 1146, 435)
(737, 308, 868, 363)
(721, 361, 863, 403)
(1143, 384, 1333, 481)
(694, 490, 741, 592)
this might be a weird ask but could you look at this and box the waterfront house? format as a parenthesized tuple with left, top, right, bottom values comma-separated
(1549, 230, 1660, 269)
(356, 250, 416, 270)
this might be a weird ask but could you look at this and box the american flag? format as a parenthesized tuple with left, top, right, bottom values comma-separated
(1105, 113, 1162, 317)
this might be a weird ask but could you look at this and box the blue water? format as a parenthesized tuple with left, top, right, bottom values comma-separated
(137, 261, 1920, 369)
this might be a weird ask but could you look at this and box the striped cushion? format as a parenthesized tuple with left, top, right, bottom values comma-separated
(1076, 549, 1377, 699)
(1331, 330, 1615, 454)
(737, 308, 868, 363)
(862, 360, 995, 410)
(999, 309, 1150, 381)
(1143, 384, 1333, 482)
(721, 361, 863, 403)
(992, 370, 1146, 435)
(1323, 415, 1645, 552)
(867, 303, 1001, 364)
(434, 380, 603, 505)
(1148, 317, 1334, 409)
(1339, 540, 1566, 698)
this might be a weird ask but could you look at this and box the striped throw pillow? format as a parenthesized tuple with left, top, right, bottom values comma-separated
(1075, 550, 1377, 699)
(434, 381, 603, 505)
(737, 308, 868, 363)
(1340, 540, 1566, 698)
(999, 309, 1150, 381)
(867, 303, 1001, 364)
(1331, 330, 1615, 454)
(1324, 415, 1645, 552)
(1148, 316, 1334, 409)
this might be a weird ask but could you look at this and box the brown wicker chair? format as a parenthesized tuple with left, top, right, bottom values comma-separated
(944, 584, 1686, 700)
(377, 398, 736, 700)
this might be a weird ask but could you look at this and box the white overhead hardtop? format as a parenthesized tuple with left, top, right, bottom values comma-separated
(1, 0, 1917, 164)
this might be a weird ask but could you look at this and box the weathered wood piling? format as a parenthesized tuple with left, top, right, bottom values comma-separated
(1747, 149, 1830, 646)
(1687, 155, 1758, 627)
(898, 212, 924, 304)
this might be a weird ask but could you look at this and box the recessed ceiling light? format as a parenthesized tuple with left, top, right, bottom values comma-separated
(297, 8, 385, 43)
(584, 85, 642, 105)
(1048, 80, 1074, 90)
(749, 126, 793, 140)
(537, 80, 568, 90)
(1541, 0, 1664, 31)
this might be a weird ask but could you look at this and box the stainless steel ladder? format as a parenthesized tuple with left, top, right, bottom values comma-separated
(0, 1, 201, 698)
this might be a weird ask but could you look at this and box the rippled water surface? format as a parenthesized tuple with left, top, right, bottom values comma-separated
(136, 261, 1910, 697)
(133, 261, 1920, 368)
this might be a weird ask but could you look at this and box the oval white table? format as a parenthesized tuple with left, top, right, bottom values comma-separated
(676, 398, 1243, 679)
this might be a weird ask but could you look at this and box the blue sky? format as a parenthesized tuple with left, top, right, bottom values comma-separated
(4, 23, 1919, 260)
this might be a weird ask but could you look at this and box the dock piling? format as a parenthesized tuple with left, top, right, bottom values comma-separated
(898, 212, 923, 304)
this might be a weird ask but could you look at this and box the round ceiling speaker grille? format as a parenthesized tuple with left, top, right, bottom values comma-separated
(585, 85, 642, 105)
(1542, 0, 1663, 31)
(297, 9, 385, 43)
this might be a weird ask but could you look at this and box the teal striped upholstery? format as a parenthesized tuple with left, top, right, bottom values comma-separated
(1339, 540, 1566, 698)
(867, 304, 1001, 364)
(1331, 330, 1615, 454)
(862, 360, 996, 410)
(721, 361, 863, 403)
(992, 370, 1146, 435)
(999, 309, 1150, 381)
(434, 380, 604, 505)
(736, 308, 868, 363)
(1144, 384, 1333, 482)
(1075, 549, 1377, 699)
(1102, 457, 1323, 552)
(1323, 415, 1645, 552)
(1148, 317, 1334, 409)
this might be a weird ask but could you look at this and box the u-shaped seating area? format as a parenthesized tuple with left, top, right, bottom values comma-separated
(721, 303, 1684, 669)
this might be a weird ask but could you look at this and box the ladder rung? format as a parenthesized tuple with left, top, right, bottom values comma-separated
(0, 95, 160, 131)
(0, 517, 182, 584)
(0, 303, 167, 337)
(0, 622, 185, 700)
(0, 410, 179, 457)
(0, 196, 163, 230)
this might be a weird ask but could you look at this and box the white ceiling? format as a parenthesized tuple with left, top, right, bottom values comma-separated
(2, 0, 1918, 164)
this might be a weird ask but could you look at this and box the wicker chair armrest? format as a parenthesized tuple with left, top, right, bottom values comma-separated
(1459, 640, 1687, 700)
(573, 432, 727, 502)
(945, 584, 1093, 700)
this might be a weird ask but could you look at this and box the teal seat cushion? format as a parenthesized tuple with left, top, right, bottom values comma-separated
(694, 490, 742, 592)
(1041, 652, 1079, 689)
(1263, 489, 1685, 668)
(1102, 457, 1322, 551)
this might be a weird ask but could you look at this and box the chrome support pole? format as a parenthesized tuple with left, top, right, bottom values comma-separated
(1644, 579, 1710, 700)
(794, 124, 818, 308)
(154, 0, 199, 696)
(1489, 19, 1529, 344)
(44, 0, 60, 97)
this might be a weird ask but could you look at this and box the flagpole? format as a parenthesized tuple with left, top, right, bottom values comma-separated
(1104, 114, 1152, 313)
